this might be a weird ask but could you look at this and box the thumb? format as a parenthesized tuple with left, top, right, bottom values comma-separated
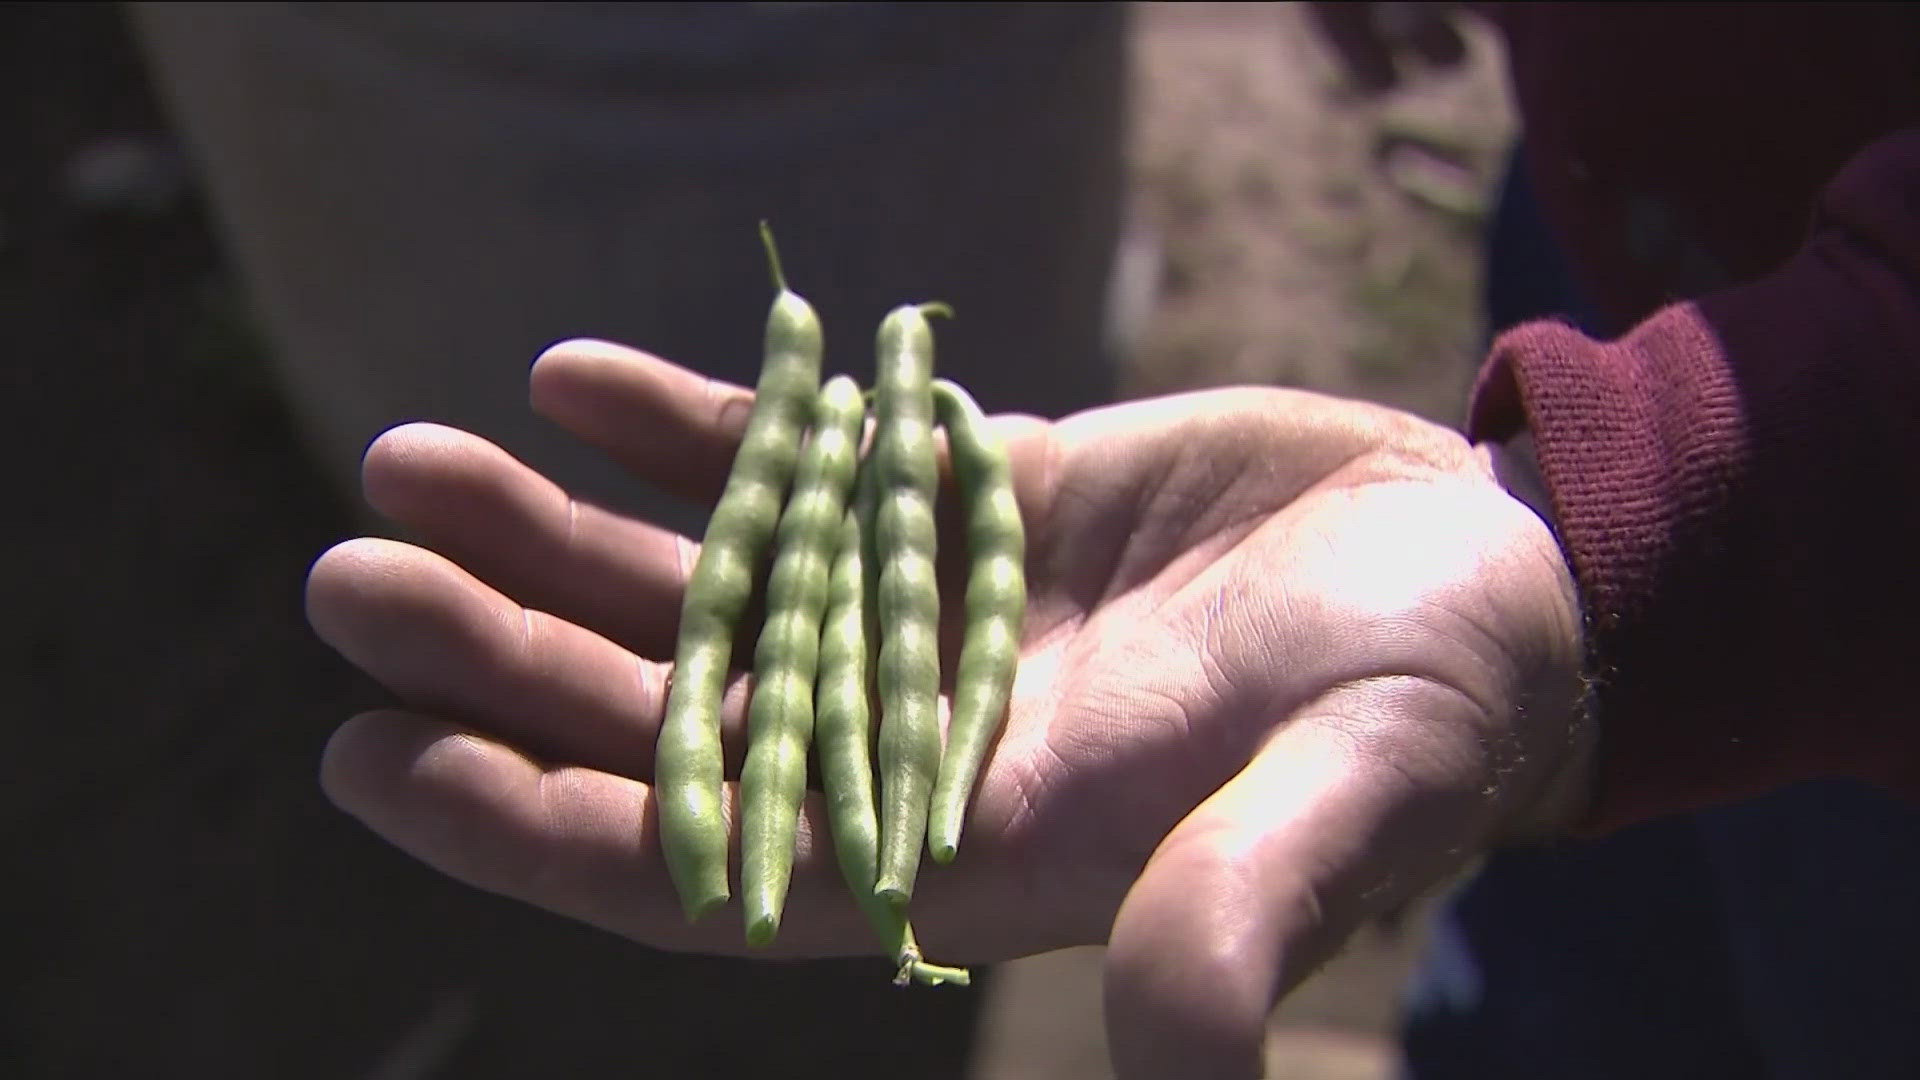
(1101, 676, 1514, 1080)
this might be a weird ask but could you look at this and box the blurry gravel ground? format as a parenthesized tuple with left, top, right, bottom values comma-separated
(1120, 3, 1513, 419)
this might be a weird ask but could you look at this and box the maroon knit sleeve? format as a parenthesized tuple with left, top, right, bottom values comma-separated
(1468, 128, 1920, 834)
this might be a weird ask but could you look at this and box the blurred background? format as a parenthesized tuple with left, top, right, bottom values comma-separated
(2, 4, 1512, 1077)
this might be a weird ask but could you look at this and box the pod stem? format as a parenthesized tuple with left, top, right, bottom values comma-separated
(758, 220, 789, 294)
(904, 960, 972, 987)
(918, 301, 955, 320)
(867, 904, 970, 988)
(890, 945, 972, 988)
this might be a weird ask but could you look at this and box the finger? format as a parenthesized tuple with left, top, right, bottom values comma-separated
(529, 339, 1063, 657)
(307, 537, 753, 779)
(529, 339, 753, 508)
(362, 422, 694, 659)
(1102, 677, 1505, 1080)
(321, 709, 905, 959)
(531, 338, 1061, 547)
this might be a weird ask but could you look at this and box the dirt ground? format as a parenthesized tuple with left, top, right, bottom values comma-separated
(1121, 3, 1513, 417)
(3, 4, 1513, 1078)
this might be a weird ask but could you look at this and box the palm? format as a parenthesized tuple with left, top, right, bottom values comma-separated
(933, 388, 1587, 952)
(310, 342, 1589, 1077)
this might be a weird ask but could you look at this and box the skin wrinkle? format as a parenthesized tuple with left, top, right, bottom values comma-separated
(530, 759, 573, 902)
(1099, 433, 1272, 606)
(517, 604, 543, 687)
(1404, 598, 1516, 726)
(1006, 626, 1174, 929)
(536, 346, 757, 503)
(1018, 723, 1089, 939)
(1258, 709, 1472, 941)
(671, 530, 698, 607)
(1399, 516, 1590, 828)
(987, 720, 1053, 930)
(1042, 636, 1220, 895)
(1035, 469, 1128, 615)
(396, 430, 686, 657)
(505, 602, 653, 771)
(1271, 867, 1334, 1004)
(1052, 434, 1167, 605)
(1323, 444, 1456, 497)
(1303, 676, 1522, 867)
(1121, 822, 1341, 1077)
(1184, 573, 1274, 764)
(411, 729, 530, 887)
(1181, 849, 1277, 981)
(1112, 668, 1209, 765)
(704, 368, 753, 452)
(348, 542, 652, 779)
(1193, 584, 1238, 712)
(1013, 420, 1121, 638)
(628, 652, 663, 776)
(1309, 676, 1486, 775)
(529, 762, 652, 932)
(1113, 499, 1280, 639)
(1030, 517, 1310, 907)
(1018, 414, 1065, 558)
(1425, 588, 1521, 672)
(1282, 480, 1541, 662)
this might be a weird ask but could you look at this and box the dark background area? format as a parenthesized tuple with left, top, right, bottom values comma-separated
(1, 6, 979, 1076)
(4, 4, 1525, 1075)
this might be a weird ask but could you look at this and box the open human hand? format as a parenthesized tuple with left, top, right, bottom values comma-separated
(307, 340, 1592, 1079)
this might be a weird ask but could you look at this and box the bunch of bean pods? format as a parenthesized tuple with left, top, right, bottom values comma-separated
(654, 226, 1024, 987)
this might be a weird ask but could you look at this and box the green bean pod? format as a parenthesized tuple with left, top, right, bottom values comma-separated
(815, 460, 968, 986)
(926, 378, 1025, 864)
(656, 226, 820, 921)
(870, 303, 944, 906)
(740, 375, 865, 946)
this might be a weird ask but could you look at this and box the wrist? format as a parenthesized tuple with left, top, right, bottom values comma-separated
(1477, 427, 1600, 837)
